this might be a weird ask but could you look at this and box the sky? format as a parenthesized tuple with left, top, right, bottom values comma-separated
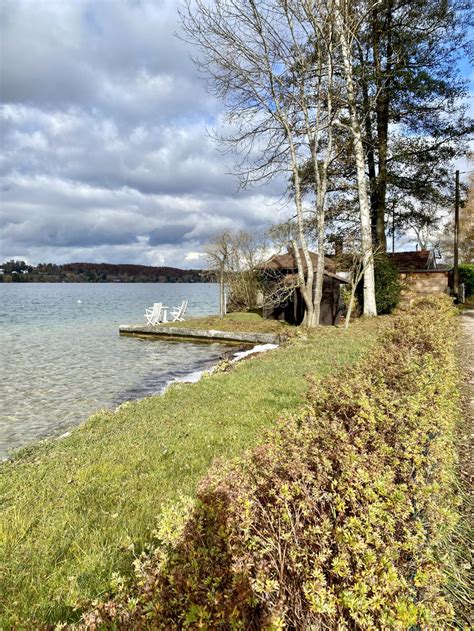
(0, 0, 286, 268)
(0, 1, 472, 268)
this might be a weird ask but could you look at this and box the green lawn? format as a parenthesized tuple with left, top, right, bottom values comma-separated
(162, 311, 293, 334)
(0, 319, 383, 627)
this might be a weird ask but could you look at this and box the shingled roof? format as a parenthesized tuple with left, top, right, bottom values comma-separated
(258, 249, 336, 272)
(387, 250, 436, 272)
(258, 249, 348, 282)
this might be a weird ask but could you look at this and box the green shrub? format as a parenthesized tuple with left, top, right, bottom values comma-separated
(375, 256, 401, 315)
(459, 263, 474, 297)
(356, 255, 401, 315)
(374, 255, 401, 314)
(82, 296, 460, 629)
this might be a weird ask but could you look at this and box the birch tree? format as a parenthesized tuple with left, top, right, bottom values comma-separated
(334, 0, 377, 315)
(181, 0, 338, 326)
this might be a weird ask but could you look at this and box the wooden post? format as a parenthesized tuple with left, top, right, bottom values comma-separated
(453, 170, 460, 300)
(219, 268, 225, 317)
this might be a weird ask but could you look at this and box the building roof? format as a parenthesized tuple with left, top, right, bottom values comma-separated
(258, 249, 337, 272)
(258, 250, 348, 282)
(387, 250, 436, 272)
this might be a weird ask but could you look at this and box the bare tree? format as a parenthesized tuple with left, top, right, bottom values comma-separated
(404, 204, 443, 252)
(296, 0, 337, 325)
(205, 230, 233, 317)
(437, 169, 474, 265)
(226, 229, 268, 311)
(205, 229, 268, 314)
(181, 0, 339, 327)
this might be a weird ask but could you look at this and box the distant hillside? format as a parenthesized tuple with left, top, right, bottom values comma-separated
(0, 260, 212, 283)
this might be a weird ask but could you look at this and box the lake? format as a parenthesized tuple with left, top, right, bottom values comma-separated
(0, 283, 226, 460)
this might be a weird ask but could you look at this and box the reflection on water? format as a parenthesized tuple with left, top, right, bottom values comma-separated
(0, 283, 223, 459)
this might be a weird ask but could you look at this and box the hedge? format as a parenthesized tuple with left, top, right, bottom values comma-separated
(82, 296, 461, 629)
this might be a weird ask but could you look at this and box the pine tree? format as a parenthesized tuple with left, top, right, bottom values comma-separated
(357, 0, 472, 249)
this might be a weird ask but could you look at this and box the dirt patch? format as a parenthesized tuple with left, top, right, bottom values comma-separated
(458, 309, 473, 519)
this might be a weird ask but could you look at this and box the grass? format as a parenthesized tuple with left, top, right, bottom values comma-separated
(162, 311, 293, 334)
(0, 318, 383, 627)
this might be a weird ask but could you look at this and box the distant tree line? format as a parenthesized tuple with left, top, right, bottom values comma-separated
(0, 261, 210, 283)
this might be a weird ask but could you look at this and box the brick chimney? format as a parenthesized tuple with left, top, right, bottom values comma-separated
(334, 237, 343, 257)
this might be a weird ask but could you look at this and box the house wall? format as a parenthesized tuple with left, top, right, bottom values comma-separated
(399, 270, 450, 302)
(320, 277, 344, 325)
(262, 276, 344, 325)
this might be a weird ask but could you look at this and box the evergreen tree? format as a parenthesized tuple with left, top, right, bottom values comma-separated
(357, 0, 472, 249)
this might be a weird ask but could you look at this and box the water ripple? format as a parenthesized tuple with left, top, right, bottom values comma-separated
(0, 283, 223, 459)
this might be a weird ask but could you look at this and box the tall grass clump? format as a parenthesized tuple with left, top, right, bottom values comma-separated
(82, 296, 461, 629)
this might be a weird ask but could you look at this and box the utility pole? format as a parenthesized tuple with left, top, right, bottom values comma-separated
(453, 170, 460, 300)
(392, 207, 395, 253)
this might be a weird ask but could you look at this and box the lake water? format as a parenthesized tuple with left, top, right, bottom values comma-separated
(0, 283, 226, 460)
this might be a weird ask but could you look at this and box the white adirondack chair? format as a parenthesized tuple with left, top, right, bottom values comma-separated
(145, 302, 163, 325)
(170, 300, 188, 322)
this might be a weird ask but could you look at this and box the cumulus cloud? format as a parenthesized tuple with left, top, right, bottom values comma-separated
(0, 0, 286, 266)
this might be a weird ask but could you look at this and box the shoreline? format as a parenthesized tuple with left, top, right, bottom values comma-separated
(1, 342, 278, 464)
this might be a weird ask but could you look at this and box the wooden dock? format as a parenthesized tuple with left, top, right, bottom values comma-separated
(119, 324, 281, 345)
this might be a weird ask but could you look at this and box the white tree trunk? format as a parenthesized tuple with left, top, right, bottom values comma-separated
(311, 188, 326, 327)
(335, 0, 377, 316)
(352, 131, 377, 316)
(289, 140, 316, 328)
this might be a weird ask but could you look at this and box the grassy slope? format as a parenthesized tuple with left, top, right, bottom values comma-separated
(0, 319, 382, 626)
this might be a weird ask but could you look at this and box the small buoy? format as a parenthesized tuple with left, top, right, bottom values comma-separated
(77, 300, 82, 303)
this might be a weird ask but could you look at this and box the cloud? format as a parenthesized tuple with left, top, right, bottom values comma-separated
(0, 0, 286, 266)
(0, 169, 284, 266)
(0, 0, 217, 121)
(148, 223, 194, 246)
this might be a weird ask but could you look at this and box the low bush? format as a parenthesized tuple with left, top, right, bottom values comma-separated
(459, 263, 474, 297)
(82, 296, 460, 629)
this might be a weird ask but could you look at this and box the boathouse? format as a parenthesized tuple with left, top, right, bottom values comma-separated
(258, 250, 348, 326)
